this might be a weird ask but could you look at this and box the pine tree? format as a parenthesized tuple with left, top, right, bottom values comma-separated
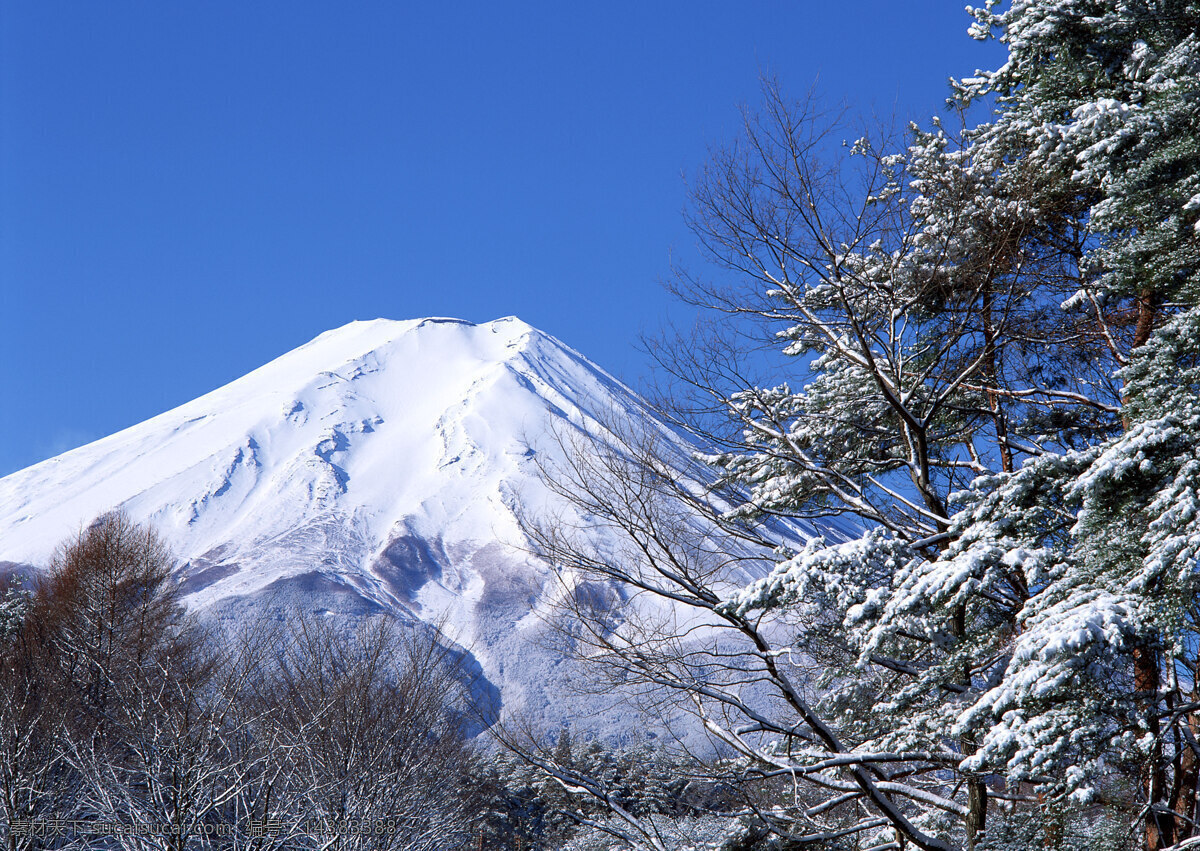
(513, 3, 1199, 849)
(665, 0, 1200, 847)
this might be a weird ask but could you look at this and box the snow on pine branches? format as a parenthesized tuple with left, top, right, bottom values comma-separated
(512, 2, 1199, 849)
(684, 0, 1200, 847)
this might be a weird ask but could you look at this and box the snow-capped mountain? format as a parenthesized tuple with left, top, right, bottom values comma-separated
(0, 316, 824, 736)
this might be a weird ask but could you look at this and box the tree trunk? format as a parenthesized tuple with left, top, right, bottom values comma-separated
(965, 777, 987, 850)
(954, 605, 987, 849)
(1171, 715, 1198, 842)
(1125, 287, 1169, 851)
(1135, 643, 1173, 850)
(1169, 661, 1200, 843)
(1133, 287, 1156, 351)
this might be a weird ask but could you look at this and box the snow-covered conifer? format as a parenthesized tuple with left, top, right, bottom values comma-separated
(571, 2, 1200, 849)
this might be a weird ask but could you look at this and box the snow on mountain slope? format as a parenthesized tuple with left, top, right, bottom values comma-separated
(0, 316, 833, 737)
(2, 319, 596, 571)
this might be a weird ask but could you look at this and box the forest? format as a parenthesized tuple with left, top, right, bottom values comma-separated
(3, 0, 1200, 848)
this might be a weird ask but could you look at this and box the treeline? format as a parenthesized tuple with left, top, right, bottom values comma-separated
(0, 513, 726, 851)
(0, 512, 481, 850)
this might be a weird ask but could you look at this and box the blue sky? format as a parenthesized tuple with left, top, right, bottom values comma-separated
(0, 2, 1004, 476)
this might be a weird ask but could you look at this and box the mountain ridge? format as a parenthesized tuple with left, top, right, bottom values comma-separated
(0, 316, 832, 738)
(0, 316, 630, 566)
(0, 316, 689, 735)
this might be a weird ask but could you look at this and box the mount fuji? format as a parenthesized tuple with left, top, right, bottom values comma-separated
(0, 316, 825, 736)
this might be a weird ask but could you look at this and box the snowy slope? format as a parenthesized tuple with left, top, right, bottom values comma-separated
(0, 317, 831, 736)
(1, 319, 605, 576)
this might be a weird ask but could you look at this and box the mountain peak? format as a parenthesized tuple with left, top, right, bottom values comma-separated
(0, 316, 607, 572)
(0, 315, 817, 737)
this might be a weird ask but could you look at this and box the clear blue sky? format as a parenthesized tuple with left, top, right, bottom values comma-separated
(0, 2, 1003, 476)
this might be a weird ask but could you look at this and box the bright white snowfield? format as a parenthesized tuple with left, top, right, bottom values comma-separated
(0, 317, 618, 583)
(0, 317, 824, 737)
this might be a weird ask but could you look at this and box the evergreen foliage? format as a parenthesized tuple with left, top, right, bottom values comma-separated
(516, 1, 1200, 849)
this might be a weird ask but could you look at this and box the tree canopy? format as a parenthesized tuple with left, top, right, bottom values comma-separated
(518, 1, 1200, 849)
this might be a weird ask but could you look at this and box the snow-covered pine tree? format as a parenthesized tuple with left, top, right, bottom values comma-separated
(948, 2, 1200, 847)
(678, 88, 1115, 851)
(960, 0, 1200, 339)
(511, 3, 1198, 848)
(710, 1, 1200, 849)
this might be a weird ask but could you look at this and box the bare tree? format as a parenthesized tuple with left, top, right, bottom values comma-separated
(0, 517, 489, 851)
(505, 411, 979, 851)
(0, 576, 74, 851)
(502, 78, 1158, 850)
(246, 612, 483, 851)
(15, 513, 265, 851)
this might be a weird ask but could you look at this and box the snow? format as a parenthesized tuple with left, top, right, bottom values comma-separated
(1, 318, 606, 568)
(0, 316, 698, 736)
